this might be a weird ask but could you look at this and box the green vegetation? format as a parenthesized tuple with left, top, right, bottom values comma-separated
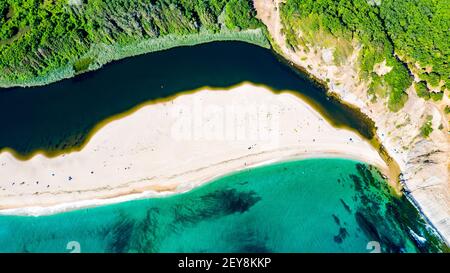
(73, 57, 94, 73)
(224, 0, 260, 30)
(1, 0, 447, 104)
(381, 0, 449, 91)
(414, 81, 444, 102)
(0, 0, 265, 87)
(445, 105, 450, 115)
(280, 0, 449, 111)
(430, 91, 444, 101)
(420, 115, 434, 138)
(415, 81, 430, 100)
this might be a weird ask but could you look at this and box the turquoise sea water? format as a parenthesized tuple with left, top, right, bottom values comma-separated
(0, 158, 443, 253)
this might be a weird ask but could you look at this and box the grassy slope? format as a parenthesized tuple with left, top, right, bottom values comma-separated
(280, 0, 449, 112)
(0, 0, 268, 87)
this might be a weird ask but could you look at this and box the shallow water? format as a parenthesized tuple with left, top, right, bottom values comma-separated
(0, 158, 442, 253)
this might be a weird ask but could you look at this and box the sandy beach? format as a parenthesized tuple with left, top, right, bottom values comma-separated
(0, 83, 387, 215)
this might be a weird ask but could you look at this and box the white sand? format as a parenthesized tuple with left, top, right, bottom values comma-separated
(0, 83, 386, 215)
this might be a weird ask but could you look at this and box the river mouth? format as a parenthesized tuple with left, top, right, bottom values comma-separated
(0, 41, 373, 159)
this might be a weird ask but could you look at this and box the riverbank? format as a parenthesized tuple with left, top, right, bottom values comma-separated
(253, 0, 449, 245)
(0, 84, 387, 215)
(0, 29, 269, 88)
(0, 0, 270, 88)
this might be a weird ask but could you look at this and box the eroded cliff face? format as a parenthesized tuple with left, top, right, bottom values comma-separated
(253, 0, 449, 244)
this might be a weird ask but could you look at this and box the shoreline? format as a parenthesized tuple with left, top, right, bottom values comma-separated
(0, 153, 386, 217)
(0, 29, 269, 89)
(0, 81, 373, 162)
(0, 84, 388, 214)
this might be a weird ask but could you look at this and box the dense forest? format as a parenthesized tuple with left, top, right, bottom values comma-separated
(280, 0, 449, 111)
(0, 0, 263, 86)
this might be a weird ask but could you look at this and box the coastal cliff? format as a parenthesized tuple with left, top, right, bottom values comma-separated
(253, 0, 449, 245)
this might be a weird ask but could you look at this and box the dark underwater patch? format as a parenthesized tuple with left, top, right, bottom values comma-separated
(355, 163, 378, 188)
(128, 208, 161, 252)
(172, 188, 261, 225)
(105, 216, 135, 253)
(349, 174, 363, 192)
(225, 228, 271, 253)
(333, 227, 349, 244)
(354, 212, 381, 242)
(354, 210, 406, 253)
(200, 188, 262, 215)
(238, 244, 271, 253)
(332, 214, 341, 226)
(340, 199, 352, 214)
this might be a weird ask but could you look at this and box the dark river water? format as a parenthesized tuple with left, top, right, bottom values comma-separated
(0, 41, 372, 157)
